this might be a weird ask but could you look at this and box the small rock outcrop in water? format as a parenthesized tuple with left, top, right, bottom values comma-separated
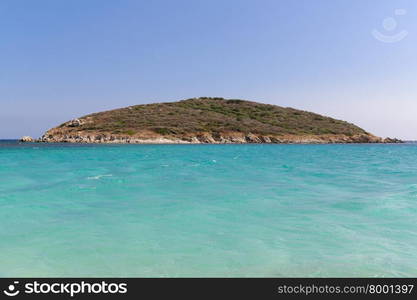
(20, 136, 34, 142)
(383, 137, 403, 143)
(38, 97, 402, 144)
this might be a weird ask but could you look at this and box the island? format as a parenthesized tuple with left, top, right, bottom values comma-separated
(34, 97, 401, 144)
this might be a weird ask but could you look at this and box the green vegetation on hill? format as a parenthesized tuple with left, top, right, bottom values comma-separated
(71, 97, 367, 137)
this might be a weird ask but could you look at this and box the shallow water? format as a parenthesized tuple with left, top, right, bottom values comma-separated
(1, 141, 416, 277)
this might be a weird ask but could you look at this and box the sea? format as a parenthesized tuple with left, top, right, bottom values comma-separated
(1, 140, 416, 277)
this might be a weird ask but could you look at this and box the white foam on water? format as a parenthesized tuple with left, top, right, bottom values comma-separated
(87, 174, 113, 180)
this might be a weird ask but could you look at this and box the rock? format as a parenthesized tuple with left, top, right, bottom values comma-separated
(245, 133, 262, 143)
(260, 136, 271, 143)
(196, 133, 216, 143)
(383, 137, 403, 143)
(20, 136, 34, 142)
(67, 119, 84, 127)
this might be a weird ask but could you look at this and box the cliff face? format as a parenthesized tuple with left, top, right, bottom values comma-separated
(38, 97, 396, 144)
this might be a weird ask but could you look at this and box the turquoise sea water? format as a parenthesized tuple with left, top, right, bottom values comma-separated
(1, 141, 417, 277)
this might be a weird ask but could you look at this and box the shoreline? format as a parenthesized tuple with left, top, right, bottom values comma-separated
(23, 128, 403, 144)
(18, 137, 404, 145)
(34, 132, 403, 144)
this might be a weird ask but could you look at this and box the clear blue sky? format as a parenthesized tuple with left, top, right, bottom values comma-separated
(1, 0, 416, 139)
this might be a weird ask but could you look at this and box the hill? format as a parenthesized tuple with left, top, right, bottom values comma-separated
(38, 97, 397, 144)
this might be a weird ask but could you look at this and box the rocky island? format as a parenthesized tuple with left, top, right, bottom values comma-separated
(35, 97, 400, 144)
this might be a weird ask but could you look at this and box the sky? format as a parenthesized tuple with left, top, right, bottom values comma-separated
(1, 0, 416, 139)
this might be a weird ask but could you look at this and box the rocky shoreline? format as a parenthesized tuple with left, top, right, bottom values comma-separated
(22, 131, 402, 144)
